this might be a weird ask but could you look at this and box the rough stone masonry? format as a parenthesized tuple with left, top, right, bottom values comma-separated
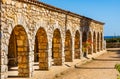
(0, 0, 105, 79)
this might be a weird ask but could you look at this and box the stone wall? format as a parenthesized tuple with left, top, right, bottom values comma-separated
(1, 0, 105, 79)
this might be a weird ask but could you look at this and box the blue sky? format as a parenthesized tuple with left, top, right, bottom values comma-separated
(40, 0, 120, 36)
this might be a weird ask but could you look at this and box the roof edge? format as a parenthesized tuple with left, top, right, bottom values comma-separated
(17, 0, 105, 25)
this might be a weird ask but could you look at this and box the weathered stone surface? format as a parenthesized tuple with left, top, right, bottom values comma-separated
(1, 0, 105, 79)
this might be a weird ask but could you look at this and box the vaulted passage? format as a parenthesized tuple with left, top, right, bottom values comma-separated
(82, 31, 87, 57)
(74, 31, 80, 59)
(8, 25, 29, 77)
(88, 32, 92, 54)
(52, 29, 62, 65)
(65, 30, 72, 62)
(34, 28, 48, 70)
(93, 32, 97, 53)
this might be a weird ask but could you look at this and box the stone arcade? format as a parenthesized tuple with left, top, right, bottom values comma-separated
(1, 0, 105, 79)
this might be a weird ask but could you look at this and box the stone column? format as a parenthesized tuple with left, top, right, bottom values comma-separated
(95, 34, 97, 53)
(72, 36, 75, 61)
(91, 32, 93, 54)
(48, 42, 51, 69)
(61, 36, 65, 65)
(48, 36, 52, 68)
(102, 33, 104, 50)
(1, 33, 9, 79)
(80, 31, 83, 58)
(72, 37, 75, 60)
(1, 50, 8, 79)
(28, 39, 34, 77)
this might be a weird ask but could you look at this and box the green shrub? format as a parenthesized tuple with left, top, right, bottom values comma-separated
(115, 64, 120, 79)
(105, 38, 120, 43)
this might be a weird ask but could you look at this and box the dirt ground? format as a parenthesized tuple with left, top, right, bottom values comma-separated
(7, 48, 120, 79)
(54, 48, 120, 79)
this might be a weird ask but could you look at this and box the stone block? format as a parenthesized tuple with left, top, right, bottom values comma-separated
(17, 40, 23, 46)
(53, 44, 61, 48)
(39, 53, 46, 57)
(22, 56, 28, 63)
(18, 56, 23, 63)
(18, 68, 23, 73)
(53, 53, 59, 57)
(39, 58, 48, 62)
(18, 47, 24, 52)
(19, 64, 28, 69)
(23, 69, 29, 74)
(1, 65, 7, 73)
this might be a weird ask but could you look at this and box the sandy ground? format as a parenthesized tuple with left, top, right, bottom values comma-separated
(54, 48, 120, 79)
(7, 48, 120, 79)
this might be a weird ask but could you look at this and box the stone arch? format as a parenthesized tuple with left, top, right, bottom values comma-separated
(93, 31, 97, 53)
(8, 25, 29, 77)
(34, 27, 48, 70)
(74, 30, 81, 59)
(97, 32, 100, 52)
(88, 31, 92, 54)
(52, 29, 62, 65)
(65, 30, 72, 62)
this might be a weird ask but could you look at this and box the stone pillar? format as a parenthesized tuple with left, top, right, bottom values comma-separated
(95, 34, 97, 53)
(61, 36, 65, 65)
(101, 34, 104, 50)
(99, 36, 101, 52)
(1, 50, 8, 79)
(80, 31, 83, 58)
(91, 32, 93, 54)
(48, 36, 52, 68)
(1, 34, 9, 79)
(28, 39, 34, 77)
(72, 37, 75, 60)
(99, 34, 102, 51)
(103, 40, 106, 50)
(48, 45, 52, 69)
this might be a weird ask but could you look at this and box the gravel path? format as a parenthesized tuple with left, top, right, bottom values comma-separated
(54, 49, 120, 79)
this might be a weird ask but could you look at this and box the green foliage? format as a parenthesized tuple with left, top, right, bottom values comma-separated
(105, 38, 120, 43)
(115, 64, 120, 79)
(115, 64, 120, 73)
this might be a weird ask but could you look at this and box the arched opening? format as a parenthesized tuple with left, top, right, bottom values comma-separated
(8, 25, 29, 77)
(88, 31, 92, 54)
(97, 33, 100, 52)
(74, 31, 80, 59)
(52, 29, 62, 65)
(82, 31, 87, 57)
(93, 32, 96, 53)
(65, 30, 72, 62)
(34, 28, 48, 70)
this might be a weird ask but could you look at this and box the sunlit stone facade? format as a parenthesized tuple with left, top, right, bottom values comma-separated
(0, 0, 105, 79)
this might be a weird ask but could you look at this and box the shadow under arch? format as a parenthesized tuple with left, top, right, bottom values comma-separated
(93, 31, 97, 53)
(82, 31, 87, 57)
(65, 30, 72, 62)
(52, 28, 62, 65)
(34, 27, 48, 70)
(74, 30, 81, 59)
(8, 25, 29, 77)
(97, 32, 100, 52)
(88, 31, 92, 54)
